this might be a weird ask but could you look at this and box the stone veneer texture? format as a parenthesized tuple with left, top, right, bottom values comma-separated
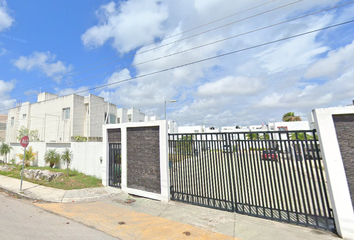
(126, 126, 161, 194)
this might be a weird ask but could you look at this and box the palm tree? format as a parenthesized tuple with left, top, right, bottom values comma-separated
(0, 142, 12, 164)
(61, 148, 73, 177)
(246, 133, 258, 140)
(282, 112, 302, 122)
(17, 146, 37, 166)
(44, 149, 60, 168)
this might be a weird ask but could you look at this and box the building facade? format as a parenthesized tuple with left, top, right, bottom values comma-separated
(6, 92, 146, 142)
(0, 114, 7, 141)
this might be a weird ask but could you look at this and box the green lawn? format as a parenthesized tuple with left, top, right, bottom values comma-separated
(0, 164, 103, 190)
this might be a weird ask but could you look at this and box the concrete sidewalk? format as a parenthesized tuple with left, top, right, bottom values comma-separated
(0, 175, 340, 240)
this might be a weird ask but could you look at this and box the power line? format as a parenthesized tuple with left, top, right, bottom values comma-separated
(29, 1, 354, 94)
(43, 19, 352, 103)
(72, 20, 354, 94)
(12, 0, 303, 95)
(3, 20, 353, 113)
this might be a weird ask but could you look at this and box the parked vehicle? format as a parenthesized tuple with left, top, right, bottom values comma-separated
(262, 150, 278, 161)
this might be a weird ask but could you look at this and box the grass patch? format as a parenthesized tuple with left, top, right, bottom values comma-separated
(0, 164, 103, 190)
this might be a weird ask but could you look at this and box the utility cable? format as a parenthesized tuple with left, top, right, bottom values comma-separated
(28, 1, 354, 94)
(3, 19, 353, 113)
(74, 20, 354, 96)
(12, 0, 304, 94)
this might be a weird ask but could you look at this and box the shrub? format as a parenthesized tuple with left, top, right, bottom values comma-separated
(44, 149, 60, 168)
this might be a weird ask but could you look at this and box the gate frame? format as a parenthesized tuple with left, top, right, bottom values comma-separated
(313, 106, 354, 239)
(102, 121, 170, 202)
(108, 142, 121, 188)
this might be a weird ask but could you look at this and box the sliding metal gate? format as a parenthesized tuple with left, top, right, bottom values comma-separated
(109, 143, 121, 188)
(168, 130, 335, 232)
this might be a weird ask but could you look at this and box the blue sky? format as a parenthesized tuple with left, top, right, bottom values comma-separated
(1, 0, 354, 126)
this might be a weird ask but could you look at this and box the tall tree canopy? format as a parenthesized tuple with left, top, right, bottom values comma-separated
(282, 112, 302, 122)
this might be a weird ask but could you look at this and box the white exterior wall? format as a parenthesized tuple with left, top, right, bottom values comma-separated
(18, 102, 30, 129)
(271, 121, 310, 131)
(72, 95, 86, 138)
(88, 94, 107, 138)
(167, 120, 178, 133)
(107, 103, 117, 124)
(127, 107, 145, 122)
(204, 127, 220, 133)
(8, 142, 103, 178)
(37, 92, 58, 102)
(6, 92, 150, 143)
(70, 142, 103, 178)
(145, 115, 160, 121)
(117, 108, 128, 123)
(312, 106, 354, 239)
(178, 125, 204, 133)
(32, 94, 74, 142)
(7, 108, 19, 142)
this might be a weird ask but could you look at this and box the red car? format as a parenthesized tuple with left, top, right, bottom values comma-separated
(262, 150, 278, 161)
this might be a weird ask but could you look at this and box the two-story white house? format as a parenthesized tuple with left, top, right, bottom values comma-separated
(6, 92, 146, 142)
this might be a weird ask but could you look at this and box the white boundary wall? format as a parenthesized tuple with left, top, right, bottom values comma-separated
(8, 142, 103, 178)
(102, 120, 169, 202)
(313, 106, 354, 239)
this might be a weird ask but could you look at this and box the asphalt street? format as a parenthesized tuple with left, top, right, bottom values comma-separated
(0, 190, 119, 240)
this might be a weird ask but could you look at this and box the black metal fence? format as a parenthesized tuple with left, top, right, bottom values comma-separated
(109, 143, 121, 188)
(168, 130, 335, 232)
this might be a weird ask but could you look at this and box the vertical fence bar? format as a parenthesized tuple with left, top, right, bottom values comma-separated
(167, 129, 334, 231)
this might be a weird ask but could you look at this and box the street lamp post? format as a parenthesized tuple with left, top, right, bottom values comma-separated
(164, 100, 177, 120)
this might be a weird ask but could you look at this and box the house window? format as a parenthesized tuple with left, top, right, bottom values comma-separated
(11, 117, 14, 126)
(194, 130, 199, 133)
(63, 108, 70, 120)
(23, 114, 27, 119)
(128, 114, 132, 122)
(117, 117, 120, 124)
(109, 114, 116, 124)
(278, 126, 288, 131)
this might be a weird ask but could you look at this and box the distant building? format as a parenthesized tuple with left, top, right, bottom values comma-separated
(178, 121, 310, 134)
(178, 125, 204, 134)
(167, 120, 178, 133)
(0, 114, 7, 141)
(6, 92, 147, 142)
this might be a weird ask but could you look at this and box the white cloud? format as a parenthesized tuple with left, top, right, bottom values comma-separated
(85, 0, 354, 126)
(0, 0, 13, 32)
(0, 78, 16, 112)
(198, 76, 264, 96)
(305, 39, 354, 79)
(13, 51, 72, 81)
(55, 86, 90, 97)
(0, 78, 15, 94)
(0, 47, 7, 56)
(81, 0, 168, 53)
(105, 69, 131, 89)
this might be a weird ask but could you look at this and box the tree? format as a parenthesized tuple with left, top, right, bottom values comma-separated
(175, 135, 193, 155)
(246, 133, 258, 140)
(289, 132, 315, 140)
(17, 126, 40, 142)
(44, 149, 60, 168)
(17, 146, 37, 166)
(0, 142, 12, 164)
(282, 112, 302, 122)
(61, 148, 73, 177)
